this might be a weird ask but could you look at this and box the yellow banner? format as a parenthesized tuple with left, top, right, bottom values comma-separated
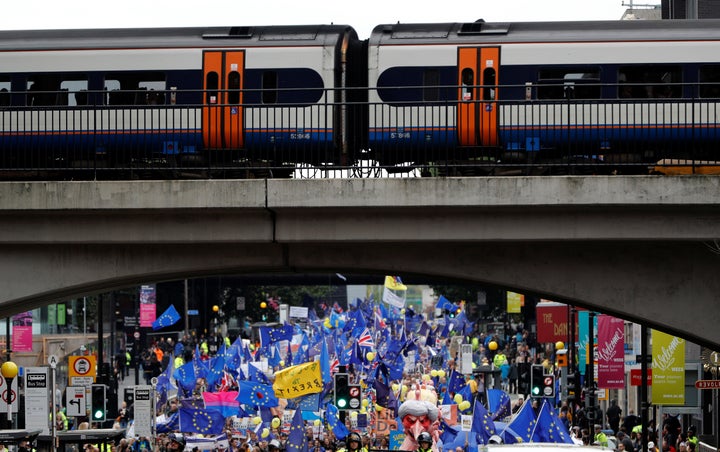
(651, 330, 685, 405)
(507, 292, 523, 313)
(272, 361, 323, 399)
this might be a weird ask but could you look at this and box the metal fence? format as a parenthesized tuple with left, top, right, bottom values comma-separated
(0, 86, 718, 180)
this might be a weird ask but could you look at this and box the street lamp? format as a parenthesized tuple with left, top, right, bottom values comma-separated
(1, 361, 18, 423)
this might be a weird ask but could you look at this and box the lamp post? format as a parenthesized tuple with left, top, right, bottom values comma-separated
(1, 360, 18, 426)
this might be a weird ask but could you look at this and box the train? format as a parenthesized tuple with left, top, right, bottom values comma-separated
(1, 19, 720, 178)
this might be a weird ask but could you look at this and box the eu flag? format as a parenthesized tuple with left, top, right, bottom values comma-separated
(178, 407, 225, 435)
(325, 403, 349, 440)
(152, 305, 181, 331)
(532, 399, 573, 444)
(507, 398, 537, 443)
(470, 399, 497, 444)
(236, 380, 279, 407)
(487, 389, 512, 420)
(286, 408, 308, 452)
(173, 361, 196, 397)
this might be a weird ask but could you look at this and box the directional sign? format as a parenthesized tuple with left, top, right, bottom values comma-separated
(695, 380, 720, 389)
(65, 387, 87, 417)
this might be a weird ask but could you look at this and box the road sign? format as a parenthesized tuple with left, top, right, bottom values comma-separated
(695, 380, 720, 389)
(65, 387, 87, 417)
(134, 386, 153, 438)
(69, 356, 96, 378)
(71, 377, 95, 387)
(48, 355, 58, 369)
(0, 374, 18, 413)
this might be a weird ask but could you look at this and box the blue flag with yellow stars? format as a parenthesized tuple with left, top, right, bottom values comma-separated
(532, 400, 574, 444)
(178, 407, 225, 435)
(173, 361, 196, 397)
(286, 408, 308, 452)
(152, 305, 181, 331)
(325, 403, 349, 440)
(470, 398, 497, 444)
(236, 380, 279, 407)
(507, 398, 536, 443)
(487, 389, 512, 420)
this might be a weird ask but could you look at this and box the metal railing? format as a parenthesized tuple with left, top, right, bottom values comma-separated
(0, 85, 718, 179)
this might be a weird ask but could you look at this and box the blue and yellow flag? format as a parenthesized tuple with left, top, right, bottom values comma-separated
(384, 276, 407, 291)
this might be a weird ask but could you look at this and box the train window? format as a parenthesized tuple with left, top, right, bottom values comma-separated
(205, 72, 219, 104)
(104, 72, 166, 105)
(461, 68, 474, 101)
(423, 70, 440, 102)
(27, 74, 88, 106)
(699, 65, 720, 98)
(483, 67, 496, 101)
(262, 71, 277, 104)
(0, 78, 9, 107)
(618, 66, 681, 98)
(228, 71, 241, 104)
(537, 67, 600, 100)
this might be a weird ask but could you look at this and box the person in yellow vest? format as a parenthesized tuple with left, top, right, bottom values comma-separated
(593, 424, 608, 447)
(53, 406, 68, 431)
(416, 432, 433, 452)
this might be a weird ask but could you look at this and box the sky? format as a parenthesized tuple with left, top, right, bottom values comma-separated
(0, 0, 633, 39)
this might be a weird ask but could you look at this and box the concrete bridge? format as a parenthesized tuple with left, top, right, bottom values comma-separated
(1, 176, 719, 348)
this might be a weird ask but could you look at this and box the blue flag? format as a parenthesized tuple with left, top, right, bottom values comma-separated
(286, 407, 308, 452)
(319, 337, 332, 385)
(259, 324, 294, 347)
(178, 407, 225, 435)
(507, 398, 537, 443)
(471, 399, 497, 444)
(532, 400, 574, 444)
(487, 389, 512, 421)
(447, 370, 466, 394)
(152, 305, 181, 331)
(156, 412, 180, 433)
(325, 403, 349, 440)
(237, 380, 279, 407)
(173, 361, 196, 397)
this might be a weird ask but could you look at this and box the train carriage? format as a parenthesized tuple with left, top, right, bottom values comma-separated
(367, 19, 720, 173)
(0, 25, 361, 174)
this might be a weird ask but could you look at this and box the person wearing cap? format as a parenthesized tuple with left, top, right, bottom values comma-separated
(269, 439, 283, 452)
(168, 434, 186, 452)
(594, 424, 608, 447)
(345, 433, 366, 452)
(648, 442, 658, 452)
(687, 426, 698, 448)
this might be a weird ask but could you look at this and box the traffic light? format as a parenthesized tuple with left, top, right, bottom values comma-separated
(334, 373, 350, 410)
(91, 384, 106, 422)
(530, 365, 544, 398)
(566, 372, 578, 403)
(530, 365, 556, 398)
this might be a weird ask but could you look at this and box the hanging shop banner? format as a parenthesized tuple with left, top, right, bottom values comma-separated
(536, 301, 568, 343)
(139, 284, 157, 327)
(597, 315, 625, 389)
(577, 311, 597, 376)
(12, 311, 33, 352)
(651, 330, 685, 405)
(506, 292, 523, 314)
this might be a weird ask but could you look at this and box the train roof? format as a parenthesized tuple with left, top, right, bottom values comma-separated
(368, 19, 720, 44)
(0, 25, 357, 50)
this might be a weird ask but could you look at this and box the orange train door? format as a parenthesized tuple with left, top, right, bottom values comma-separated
(457, 47, 499, 147)
(202, 50, 244, 149)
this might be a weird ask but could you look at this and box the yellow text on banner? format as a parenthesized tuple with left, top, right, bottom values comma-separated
(272, 361, 323, 399)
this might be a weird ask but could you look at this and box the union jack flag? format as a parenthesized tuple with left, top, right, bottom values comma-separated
(357, 328, 375, 348)
(330, 358, 339, 374)
(218, 370, 236, 392)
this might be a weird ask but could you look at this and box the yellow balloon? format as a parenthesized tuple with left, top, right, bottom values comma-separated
(260, 301, 267, 309)
(350, 411, 358, 419)
(430, 369, 439, 377)
(459, 400, 471, 411)
(488, 341, 498, 351)
(400, 309, 405, 315)
(360, 408, 367, 414)
(453, 394, 463, 404)
(366, 352, 376, 361)
(438, 370, 446, 378)
(422, 374, 430, 381)
(555, 341, 565, 350)
(279, 360, 285, 367)
(314, 419, 321, 426)
(261, 428, 270, 438)
(362, 399, 369, 408)
(375, 403, 383, 412)
(472, 362, 477, 369)
(271, 417, 281, 428)
(252, 416, 262, 425)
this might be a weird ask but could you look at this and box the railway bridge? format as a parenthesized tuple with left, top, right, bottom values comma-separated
(0, 175, 719, 347)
